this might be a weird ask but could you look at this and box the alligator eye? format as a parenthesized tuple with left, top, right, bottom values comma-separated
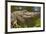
(23, 10, 28, 14)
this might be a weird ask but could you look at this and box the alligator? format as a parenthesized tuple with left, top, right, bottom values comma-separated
(11, 10, 40, 28)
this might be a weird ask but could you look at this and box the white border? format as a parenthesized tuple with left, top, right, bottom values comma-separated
(7, 2, 43, 32)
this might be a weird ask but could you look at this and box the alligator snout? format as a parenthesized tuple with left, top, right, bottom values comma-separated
(22, 12, 40, 18)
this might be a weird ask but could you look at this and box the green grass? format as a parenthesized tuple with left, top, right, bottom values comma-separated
(13, 17, 41, 28)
